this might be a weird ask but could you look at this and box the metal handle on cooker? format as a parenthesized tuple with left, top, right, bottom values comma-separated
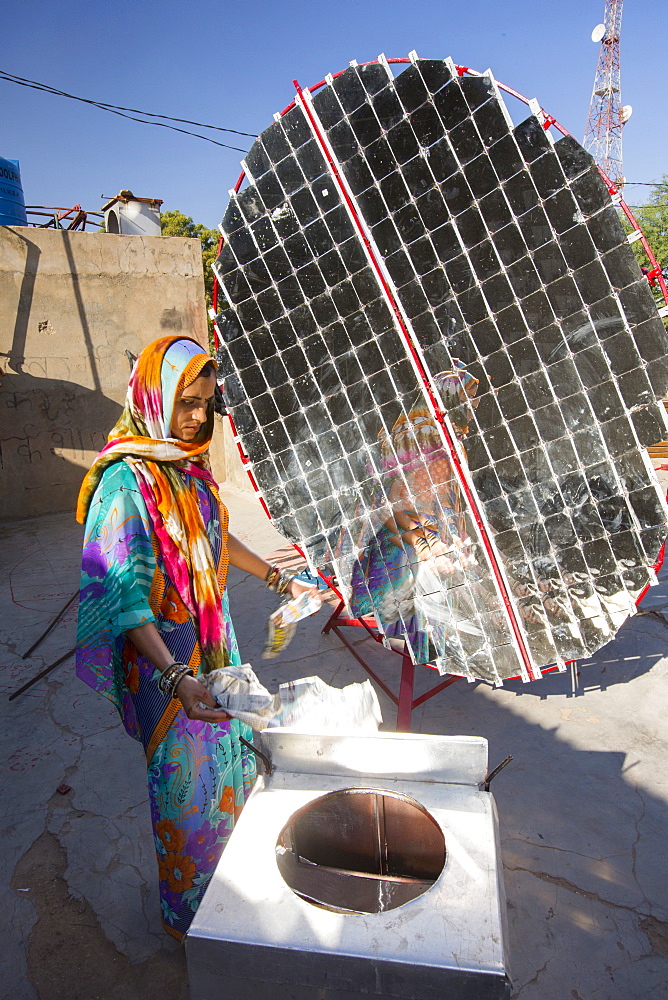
(238, 734, 273, 775)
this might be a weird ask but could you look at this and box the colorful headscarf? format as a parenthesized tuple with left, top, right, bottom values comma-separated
(77, 335, 230, 673)
(379, 360, 480, 477)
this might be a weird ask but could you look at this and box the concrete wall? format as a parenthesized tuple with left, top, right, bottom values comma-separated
(0, 225, 249, 521)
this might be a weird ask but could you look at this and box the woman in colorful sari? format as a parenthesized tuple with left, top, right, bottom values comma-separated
(76, 334, 315, 939)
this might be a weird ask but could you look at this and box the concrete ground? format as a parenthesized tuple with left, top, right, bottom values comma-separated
(2, 482, 668, 1000)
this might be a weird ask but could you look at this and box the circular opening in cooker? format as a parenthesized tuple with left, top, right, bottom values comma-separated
(276, 787, 446, 914)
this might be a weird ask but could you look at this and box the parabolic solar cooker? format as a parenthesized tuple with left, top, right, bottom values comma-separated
(191, 52, 668, 996)
(214, 52, 668, 685)
(187, 730, 511, 999)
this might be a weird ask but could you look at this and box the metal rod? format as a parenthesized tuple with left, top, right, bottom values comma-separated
(411, 673, 459, 709)
(9, 647, 76, 701)
(22, 591, 78, 659)
(238, 735, 273, 775)
(481, 755, 514, 792)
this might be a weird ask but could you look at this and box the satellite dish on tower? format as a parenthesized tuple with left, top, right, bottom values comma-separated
(591, 23, 606, 42)
(621, 104, 633, 123)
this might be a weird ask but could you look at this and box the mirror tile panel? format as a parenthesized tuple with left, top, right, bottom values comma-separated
(215, 58, 668, 682)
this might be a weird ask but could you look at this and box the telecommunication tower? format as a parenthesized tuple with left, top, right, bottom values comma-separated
(583, 0, 631, 190)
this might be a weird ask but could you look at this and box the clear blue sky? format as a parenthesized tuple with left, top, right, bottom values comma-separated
(4, 0, 666, 228)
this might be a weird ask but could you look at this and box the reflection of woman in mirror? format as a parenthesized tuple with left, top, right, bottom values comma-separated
(347, 361, 481, 669)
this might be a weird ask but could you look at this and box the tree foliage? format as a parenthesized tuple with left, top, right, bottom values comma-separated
(161, 209, 219, 312)
(627, 176, 668, 270)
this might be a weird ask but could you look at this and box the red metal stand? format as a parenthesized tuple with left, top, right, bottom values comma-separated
(321, 599, 459, 732)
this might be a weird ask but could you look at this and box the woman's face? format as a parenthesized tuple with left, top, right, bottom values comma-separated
(170, 371, 216, 441)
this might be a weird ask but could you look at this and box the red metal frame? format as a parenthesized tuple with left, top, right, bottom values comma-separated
(24, 205, 104, 231)
(211, 57, 668, 729)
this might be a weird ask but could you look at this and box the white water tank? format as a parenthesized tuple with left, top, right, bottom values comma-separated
(103, 190, 162, 236)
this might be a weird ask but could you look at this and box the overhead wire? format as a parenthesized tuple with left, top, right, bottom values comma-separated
(1, 68, 664, 187)
(0, 68, 255, 152)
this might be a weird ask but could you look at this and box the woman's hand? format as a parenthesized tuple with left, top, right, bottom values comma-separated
(288, 576, 323, 605)
(174, 673, 231, 723)
(227, 531, 324, 607)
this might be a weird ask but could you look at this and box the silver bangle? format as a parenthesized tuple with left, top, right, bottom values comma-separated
(267, 569, 294, 596)
(278, 570, 294, 595)
(158, 662, 192, 698)
(157, 662, 185, 694)
(170, 666, 193, 698)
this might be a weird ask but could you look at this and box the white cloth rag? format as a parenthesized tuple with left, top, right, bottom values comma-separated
(200, 663, 382, 733)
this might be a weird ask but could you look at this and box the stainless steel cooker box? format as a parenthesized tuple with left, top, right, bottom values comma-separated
(187, 730, 511, 999)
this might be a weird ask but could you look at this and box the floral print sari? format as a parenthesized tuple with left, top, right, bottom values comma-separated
(76, 338, 257, 939)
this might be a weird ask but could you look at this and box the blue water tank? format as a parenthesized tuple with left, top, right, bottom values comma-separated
(0, 157, 28, 226)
